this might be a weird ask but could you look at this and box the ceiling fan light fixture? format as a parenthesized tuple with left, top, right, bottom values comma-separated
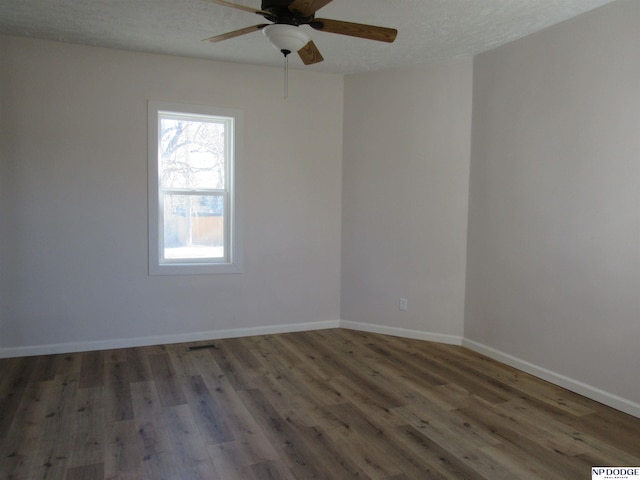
(263, 24, 310, 56)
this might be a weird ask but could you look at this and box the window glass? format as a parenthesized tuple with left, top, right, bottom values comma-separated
(163, 194, 225, 260)
(159, 117, 226, 190)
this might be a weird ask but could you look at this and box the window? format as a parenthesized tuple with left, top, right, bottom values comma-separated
(148, 102, 242, 275)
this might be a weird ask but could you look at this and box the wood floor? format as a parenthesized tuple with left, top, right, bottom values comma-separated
(1, 329, 639, 479)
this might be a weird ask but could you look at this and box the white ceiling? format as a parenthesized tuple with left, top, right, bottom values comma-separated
(0, 0, 618, 74)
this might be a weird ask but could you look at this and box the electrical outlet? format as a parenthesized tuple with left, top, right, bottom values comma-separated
(399, 298, 408, 311)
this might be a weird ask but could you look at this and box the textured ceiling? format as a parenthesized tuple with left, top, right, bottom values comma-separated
(0, 0, 618, 73)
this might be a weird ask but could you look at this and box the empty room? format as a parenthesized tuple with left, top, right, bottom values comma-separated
(1, 0, 639, 478)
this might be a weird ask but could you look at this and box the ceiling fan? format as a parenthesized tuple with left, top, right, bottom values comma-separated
(203, 0, 398, 65)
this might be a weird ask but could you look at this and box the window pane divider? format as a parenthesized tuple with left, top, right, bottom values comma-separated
(161, 188, 225, 195)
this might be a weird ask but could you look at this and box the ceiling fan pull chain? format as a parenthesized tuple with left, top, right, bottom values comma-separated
(284, 54, 289, 99)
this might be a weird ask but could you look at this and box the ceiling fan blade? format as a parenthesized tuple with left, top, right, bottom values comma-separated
(203, 0, 265, 14)
(288, 0, 333, 17)
(203, 24, 268, 42)
(297, 40, 324, 65)
(311, 18, 397, 43)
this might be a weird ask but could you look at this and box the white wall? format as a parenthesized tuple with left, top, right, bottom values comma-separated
(465, 0, 640, 406)
(0, 36, 344, 353)
(341, 61, 473, 341)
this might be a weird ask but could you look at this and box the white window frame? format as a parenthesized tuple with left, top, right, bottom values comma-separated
(148, 101, 243, 275)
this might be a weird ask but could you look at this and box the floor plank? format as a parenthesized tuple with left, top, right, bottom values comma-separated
(1, 329, 639, 479)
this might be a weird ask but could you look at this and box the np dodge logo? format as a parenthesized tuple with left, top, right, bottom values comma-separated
(593, 467, 640, 479)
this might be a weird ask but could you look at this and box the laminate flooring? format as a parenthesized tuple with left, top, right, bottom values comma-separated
(1, 328, 639, 479)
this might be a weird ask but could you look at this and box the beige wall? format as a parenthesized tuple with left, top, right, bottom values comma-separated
(466, 0, 640, 405)
(341, 61, 473, 339)
(0, 35, 344, 350)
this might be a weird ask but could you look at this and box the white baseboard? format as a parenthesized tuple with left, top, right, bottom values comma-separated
(2, 320, 637, 418)
(341, 320, 463, 346)
(462, 338, 640, 418)
(0, 320, 341, 359)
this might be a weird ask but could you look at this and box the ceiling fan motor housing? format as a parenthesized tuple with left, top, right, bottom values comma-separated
(261, 0, 293, 7)
(261, 0, 314, 25)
